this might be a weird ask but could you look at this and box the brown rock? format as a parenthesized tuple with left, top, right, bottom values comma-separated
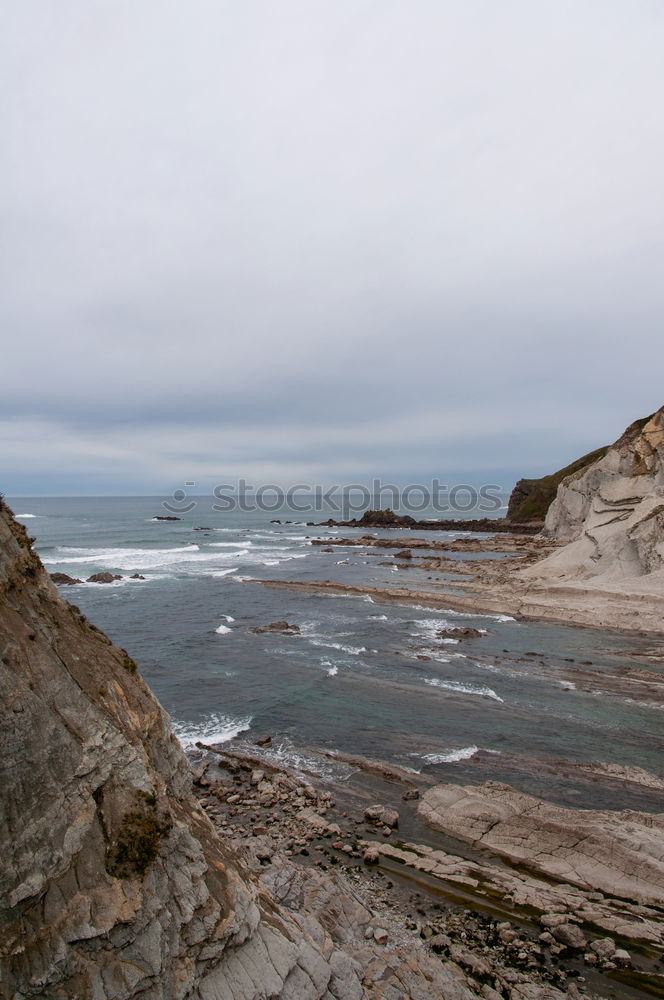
(50, 573, 82, 586)
(437, 626, 484, 639)
(552, 923, 587, 949)
(250, 621, 301, 634)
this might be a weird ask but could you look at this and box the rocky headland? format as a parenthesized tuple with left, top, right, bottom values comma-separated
(4, 499, 636, 999)
(4, 407, 664, 998)
(259, 407, 664, 634)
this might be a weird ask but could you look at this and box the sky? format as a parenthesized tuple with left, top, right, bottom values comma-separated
(2, 1, 663, 496)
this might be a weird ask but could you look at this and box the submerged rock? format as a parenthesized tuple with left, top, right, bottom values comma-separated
(437, 626, 484, 639)
(250, 620, 301, 634)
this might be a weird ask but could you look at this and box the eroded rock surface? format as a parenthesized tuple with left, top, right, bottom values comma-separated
(529, 407, 664, 584)
(418, 781, 664, 908)
(0, 501, 490, 999)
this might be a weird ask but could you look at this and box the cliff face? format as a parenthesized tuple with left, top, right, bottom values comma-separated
(527, 407, 664, 584)
(507, 446, 609, 523)
(0, 501, 475, 1000)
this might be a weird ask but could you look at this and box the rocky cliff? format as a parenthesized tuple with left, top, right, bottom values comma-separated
(507, 446, 609, 523)
(0, 499, 479, 1000)
(524, 407, 664, 587)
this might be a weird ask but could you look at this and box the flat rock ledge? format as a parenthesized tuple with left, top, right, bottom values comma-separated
(418, 781, 664, 912)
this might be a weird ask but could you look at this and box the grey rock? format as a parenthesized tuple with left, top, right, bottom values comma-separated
(551, 923, 587, 949)
(590, 936, 616, 959)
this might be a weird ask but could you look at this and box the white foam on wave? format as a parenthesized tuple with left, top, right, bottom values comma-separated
(412, 617, 453, 640)
(45, 544, 201, 569)
(215, 624, 232, 634)
(210, 567, 239, 577)
(15, 513, 38, 518)
(172, 713, 252, 749)
(209, 541, 254, 548)
(309, 639, 367, 656)
(413, 649, 451, 664)
(408, 604, 514, 624)
(369, 613, 388, 621)
(220, 614, 235, 622)
(324, 662, 339, 676)
(253, 738, 354, 781)
(420, 745, 480, 764)
(425, 678, 504, 702)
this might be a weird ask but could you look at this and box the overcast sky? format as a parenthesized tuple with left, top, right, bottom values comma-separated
(2, 1, 663, 496)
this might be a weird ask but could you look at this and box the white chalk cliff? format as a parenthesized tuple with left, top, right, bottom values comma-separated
(524, 407, 664, 590)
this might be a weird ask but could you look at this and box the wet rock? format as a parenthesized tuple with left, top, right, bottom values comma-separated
(419, 781, 664, 908)
(153, 515, 180, 520)
(86, 572, 122, 583)
(437, 627, 484, 639)
(253, 734, 273, 747)
(250, 621, 301, 634)
(130, 573, 146, 579)
(402, 788, 420, 800)
(50, 573, 82, 585)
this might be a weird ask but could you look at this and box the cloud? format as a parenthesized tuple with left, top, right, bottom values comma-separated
(1, 1, 663, 493)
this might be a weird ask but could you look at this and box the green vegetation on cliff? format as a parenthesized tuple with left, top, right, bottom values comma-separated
(507, 446, 609, 522)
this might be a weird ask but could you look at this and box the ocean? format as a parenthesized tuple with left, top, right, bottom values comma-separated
(11, 495, 664, 809)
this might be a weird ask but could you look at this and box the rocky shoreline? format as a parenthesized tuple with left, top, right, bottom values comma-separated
(251, 527, 664, 635)
(189, 738, 664, 1000)
(306, 508, 543, 535)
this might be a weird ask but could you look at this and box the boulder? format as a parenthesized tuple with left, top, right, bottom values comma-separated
(551, 924, 586, 949)
(589, 937, 615, 959)
(86, 572, 122, 583)
(364, 804, 399, 828)
(50, 573, 82, 586)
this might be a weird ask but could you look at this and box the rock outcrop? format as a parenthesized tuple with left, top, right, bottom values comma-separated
(524, 407, 664, 586)
(507, 447, 609, 523)
(417, 781, 664, 908)
(0, 500, 484, 999)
